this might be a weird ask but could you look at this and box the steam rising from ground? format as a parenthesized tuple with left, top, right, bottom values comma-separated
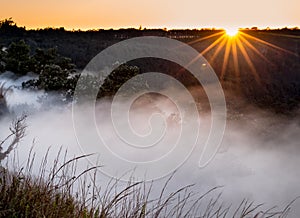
(1, 73, 300, 216)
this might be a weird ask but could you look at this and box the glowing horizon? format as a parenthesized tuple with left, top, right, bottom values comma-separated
(1, 0, 299, 31)
(225, 28, 239, 37)
(0, 20, 298, 31)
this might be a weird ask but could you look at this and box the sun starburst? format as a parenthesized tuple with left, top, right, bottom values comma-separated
(190, 28, 298, 86)
(225, 28, 239, 37)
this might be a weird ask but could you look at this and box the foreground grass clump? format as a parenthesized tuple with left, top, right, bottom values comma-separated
(0, 168, 82, 217)
(1, 164, 294, 218)
(0, 117, 296, 217)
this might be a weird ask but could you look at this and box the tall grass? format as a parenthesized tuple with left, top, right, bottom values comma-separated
(0, 82, 10, 116)
(0, 118, 296, 217)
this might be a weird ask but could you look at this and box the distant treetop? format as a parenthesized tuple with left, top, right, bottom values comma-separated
(1, 18, 299, 32)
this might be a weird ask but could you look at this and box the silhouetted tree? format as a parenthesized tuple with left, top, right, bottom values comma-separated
(0, 115, 26, 164)
(0, 18, 25, 34)
(0, 18, 14, 28)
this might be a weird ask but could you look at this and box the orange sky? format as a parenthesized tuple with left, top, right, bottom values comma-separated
(1, 0, 299, 30)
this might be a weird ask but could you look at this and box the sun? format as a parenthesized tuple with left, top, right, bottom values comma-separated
(225, 27, 239, 37)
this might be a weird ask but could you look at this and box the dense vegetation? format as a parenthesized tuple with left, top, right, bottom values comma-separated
(0, 18, 300, 112)
(0, 39, 141, 99)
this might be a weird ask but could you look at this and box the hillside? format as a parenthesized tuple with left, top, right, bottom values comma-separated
(0, 19, 299, 112)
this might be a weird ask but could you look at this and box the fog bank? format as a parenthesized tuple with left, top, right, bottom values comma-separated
(1, 74, 300, 216)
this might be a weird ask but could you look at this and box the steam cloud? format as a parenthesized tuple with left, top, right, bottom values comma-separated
(1, 72, 300, 217)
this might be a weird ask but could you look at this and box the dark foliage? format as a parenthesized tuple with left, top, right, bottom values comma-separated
(4, 40, 34, 75)
(98, 64, 140, 97)
(0, 18, 300, 112)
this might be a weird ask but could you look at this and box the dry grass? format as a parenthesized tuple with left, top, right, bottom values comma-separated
(0, 82, 11, 116)
(0, 118, 297, 217)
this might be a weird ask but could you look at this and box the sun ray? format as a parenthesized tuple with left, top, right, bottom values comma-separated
(176, 32, 224, 68)
(231, 38, 240, 80)
(209, 36, 228, 63)
(201, 34, 226, 55)
(188, 31, 224, 45)
(182, 32, 227, 73)
(261, 32, 300, 39)
(239, 34, 274, 65)
(236, 37, 261, 83)
(220, 38, 231, 80)
(182, 28, 295, 88)
(240, 32, 297, 56)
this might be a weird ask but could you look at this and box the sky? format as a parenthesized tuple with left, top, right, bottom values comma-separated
(1, 0, 299, 30)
